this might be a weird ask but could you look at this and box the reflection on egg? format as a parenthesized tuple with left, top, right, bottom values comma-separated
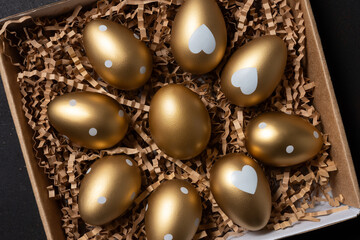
(245, 112, 323, 167)
(48, 92, 128, 149)
(79, 155, 141, 225)
(145, 179, 202, 240)
(221, 35, 287, 106)
(149, 84, 211, 160)
(171, 0, 227, 74)
(83, 19, 152, 90)
(210, 153, 271, 231)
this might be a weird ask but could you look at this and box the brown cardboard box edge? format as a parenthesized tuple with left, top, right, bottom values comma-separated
(301, 0, 360, 207)
(0, 52, 64, 239)
(0, 0, 359, 239)
(0, 2, 96, 239)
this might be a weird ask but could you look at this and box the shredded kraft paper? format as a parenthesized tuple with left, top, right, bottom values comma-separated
(0, 0, 348, 239)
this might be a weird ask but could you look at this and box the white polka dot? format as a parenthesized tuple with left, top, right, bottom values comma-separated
(118, 110, 124, 117)
(133, 33, 140, 39)
(69, 99, 76, 106)
(145, 204, 148, 211)
(180, 187, 188, 195)
(99, 25, 107, 31)
(131, 192, 136, 200)
(164, 234, 173, 240)
(140, 66, 146, 74)
(126, 159, 133, 166)
(194, 218, 200, 227)
(89, 128, 97, 136)
(313, 131, 319, 139)
(105, 60, 113, 68)
(258, 122, 267, 129)
(97, 196, 107, 204)
(86, 168, 91, 174)
(286, 145, 294, 154)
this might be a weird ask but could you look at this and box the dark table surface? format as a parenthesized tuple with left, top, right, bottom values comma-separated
(0, 0, 359, 239)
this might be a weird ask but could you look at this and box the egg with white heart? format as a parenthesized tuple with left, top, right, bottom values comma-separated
(79, 155, 141, 225)
(145, 179, 202, 240)
(210, 153, 271, 230)
(48, 92, 129, 149)
(245, 112, 323, 167)
(221, 35, 287, 107)
(83, 19, 153, 90)
(171, 0, 227, 74)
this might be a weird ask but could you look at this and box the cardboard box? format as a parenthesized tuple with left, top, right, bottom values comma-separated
(0, 0, 359, 239)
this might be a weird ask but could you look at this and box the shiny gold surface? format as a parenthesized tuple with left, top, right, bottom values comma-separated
(149, 84, 211, 160)
(48, 92, 129, 149)
(83, 19, 153, 90)
(79, 155, 141, 225)
(210, 153, 271, 231)
(171, 0, 227, 74)
(145, 179, 202, 240)
(245, 112, 323, 167)
(221, 35, 287, 107)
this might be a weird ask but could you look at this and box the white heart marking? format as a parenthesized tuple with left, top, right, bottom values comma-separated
(230, 165, 258, 195)
(188, 24, 216, 54)
(231, 67, 258, 95)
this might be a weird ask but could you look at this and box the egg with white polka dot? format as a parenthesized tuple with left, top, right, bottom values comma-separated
(83, 19, 153, 90)
(145, 179, 202, 240)
(245, 112, 323, 167)
(79, 155, 141, 225)
(48, 92, 128, 149)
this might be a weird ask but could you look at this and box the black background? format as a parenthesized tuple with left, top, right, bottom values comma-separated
(0, 0, 359, 239)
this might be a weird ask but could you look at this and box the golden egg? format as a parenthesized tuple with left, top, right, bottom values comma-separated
(245, 112, 323, 167)
(221, 35, 287, 107)
(83, 19, 153, 90)
(171, 0, 227, 74)
(210, 153, 271, 231)
(48, 92, 129, 149)
(79, 155, 141, 225)
(149, 84, 211, 160)
(145, 179, 202, 240)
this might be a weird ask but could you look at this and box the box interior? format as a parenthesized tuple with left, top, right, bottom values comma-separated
(0, 0, 359, 239)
